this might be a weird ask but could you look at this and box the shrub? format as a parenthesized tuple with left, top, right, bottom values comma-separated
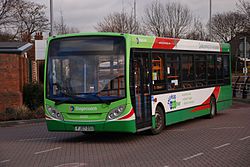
(35, 106, 45, 119)
(15, 105, 32, 120)
(23, 82, 44, 110)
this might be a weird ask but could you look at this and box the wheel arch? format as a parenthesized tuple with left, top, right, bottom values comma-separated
(155, 102, 166, 124)
(210, 93, 217, 114)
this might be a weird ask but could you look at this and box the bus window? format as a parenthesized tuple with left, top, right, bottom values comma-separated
(166, 54, 181, 90)
(207, 55, 216, 85)
(195, 55, 206, 87)
(152, 53, 166, 91)
(216, 55, 223, 84)
(223, 55, 230, 84)
(181, 54, 194, 89)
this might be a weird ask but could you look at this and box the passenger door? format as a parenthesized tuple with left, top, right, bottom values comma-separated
(130, 51, 152, 130)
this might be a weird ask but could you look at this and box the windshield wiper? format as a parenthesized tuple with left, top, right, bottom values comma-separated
(75, 93, 111, 105)
(83, 93, 111, 105)
(54, 92, 80, 105)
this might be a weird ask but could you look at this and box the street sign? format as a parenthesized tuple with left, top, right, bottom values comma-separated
(243, 67, 248, 74)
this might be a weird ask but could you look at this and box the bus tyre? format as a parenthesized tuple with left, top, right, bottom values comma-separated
(151, 107, 165, 135)
(209, 96, 216, 118)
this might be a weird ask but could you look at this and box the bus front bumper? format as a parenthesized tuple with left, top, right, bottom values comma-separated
(46, 119, 136, 133)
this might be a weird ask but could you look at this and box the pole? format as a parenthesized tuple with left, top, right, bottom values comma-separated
(244, 36, 247, 78)
(134, 0, 137, 34)
(134, 0, 136, 23)
(209, 0, 212, 41)
(50, 0, 54, 36)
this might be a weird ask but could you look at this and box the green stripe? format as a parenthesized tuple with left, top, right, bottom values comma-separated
(166, 107, 210, 125)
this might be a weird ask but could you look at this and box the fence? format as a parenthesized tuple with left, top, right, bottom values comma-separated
(232, 76, 250, 99)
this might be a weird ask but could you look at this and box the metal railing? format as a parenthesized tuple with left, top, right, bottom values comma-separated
(232, 76, 250, 99)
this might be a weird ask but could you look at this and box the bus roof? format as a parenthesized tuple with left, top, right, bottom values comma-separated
(49, 32, 230, 53)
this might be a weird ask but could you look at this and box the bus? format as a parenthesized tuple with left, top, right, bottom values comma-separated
(44, 32, 232, 134)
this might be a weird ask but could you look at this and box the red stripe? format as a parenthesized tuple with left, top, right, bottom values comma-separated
(45, 115, 52, 120)
(152, 37, 180, 50)
(192, 86, 220, 112)
(118, 108, 134, 120)
(219, 43, 222, 52)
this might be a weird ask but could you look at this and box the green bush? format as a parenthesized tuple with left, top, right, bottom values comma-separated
(15, 105, 33, 120)
(23, 82, 44, 110)
(0, 105, 45, 121)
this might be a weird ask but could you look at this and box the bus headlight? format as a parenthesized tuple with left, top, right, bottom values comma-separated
(107, 105, 125, 120)
(46, 106, 64, 121)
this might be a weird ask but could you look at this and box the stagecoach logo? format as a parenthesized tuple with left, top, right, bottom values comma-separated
(136, 37, 147, 44)
(167, 94, 180, 110)
(70, 106, 75, 112)
(69, 106, 98, 112)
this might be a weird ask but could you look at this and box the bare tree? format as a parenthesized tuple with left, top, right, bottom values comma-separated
(236, 0, 250, 31)
(12, 0, 49, 41)
(165, 2, 193, 38)
(186, 17, 208, 40)
(95, 11, 142, 34)
(144, 1, 193, 38)
(210, 12, 246, 42)
(0, 0, 17, 27)
(143, 1, 166, 36)
(54, 11, 80, 35)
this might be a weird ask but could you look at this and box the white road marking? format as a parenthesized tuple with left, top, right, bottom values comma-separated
(0, 159, 10, 163)
(34, 147, 61, 155)
(18, 137, 56, 142)
(168, 129, 185, 132)
(211, 126, 244, 130)
(54, 162, 87, 167)
(239, 136, 250, 141)
(213, 143, 231, 149)
(183, 153, 204, 161)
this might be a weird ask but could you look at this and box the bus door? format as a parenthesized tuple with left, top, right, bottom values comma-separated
(131, 51, 152, 130)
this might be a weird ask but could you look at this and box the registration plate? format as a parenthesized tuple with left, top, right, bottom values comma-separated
(75, 126, 94, 132)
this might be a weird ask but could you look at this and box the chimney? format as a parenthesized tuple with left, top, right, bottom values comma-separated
(34, 32, 43, 40)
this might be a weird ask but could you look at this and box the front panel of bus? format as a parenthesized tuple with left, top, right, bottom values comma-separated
(44, 35, 136, 133)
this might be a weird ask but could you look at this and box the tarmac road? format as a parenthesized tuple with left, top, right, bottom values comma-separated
(0, 101, 249, 167)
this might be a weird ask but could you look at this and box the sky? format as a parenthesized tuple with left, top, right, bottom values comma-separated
(32, 0, 241, 33)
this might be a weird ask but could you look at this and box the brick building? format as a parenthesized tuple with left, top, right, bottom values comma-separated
(229, 32, 250, 74)
(0, 42, 32, 112)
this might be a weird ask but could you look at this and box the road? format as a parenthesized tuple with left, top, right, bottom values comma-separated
(0, 101, 250, 167)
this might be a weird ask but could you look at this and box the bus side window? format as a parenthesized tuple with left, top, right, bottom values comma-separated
(181, 54, 195, 89)
(166, 54, 181, 90)
(194, 54, 206, 87)
(207, 55, 216, 85)
(223, 55, 230, 84)
(216, 55, 223, 84)
(152, 53, 166, 91)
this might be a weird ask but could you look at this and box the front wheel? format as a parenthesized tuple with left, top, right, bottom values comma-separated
(150, 107, 165, 135)
(208, 96, 217, 118)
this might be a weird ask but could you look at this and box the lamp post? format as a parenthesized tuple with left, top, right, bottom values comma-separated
(50, 0, 54, 36)
(209, 0, 212, 41)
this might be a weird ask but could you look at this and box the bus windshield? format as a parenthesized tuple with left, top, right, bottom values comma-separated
(46, 36, 125, 104)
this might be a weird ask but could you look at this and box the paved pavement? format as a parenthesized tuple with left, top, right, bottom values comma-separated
(0, 101, 250, 167)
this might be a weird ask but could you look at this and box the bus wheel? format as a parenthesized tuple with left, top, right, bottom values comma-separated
(151, 107, 165, 135)
(209, 96, 216, 118)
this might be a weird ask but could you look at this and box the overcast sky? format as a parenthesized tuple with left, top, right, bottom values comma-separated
(33, 0, 240, 32)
